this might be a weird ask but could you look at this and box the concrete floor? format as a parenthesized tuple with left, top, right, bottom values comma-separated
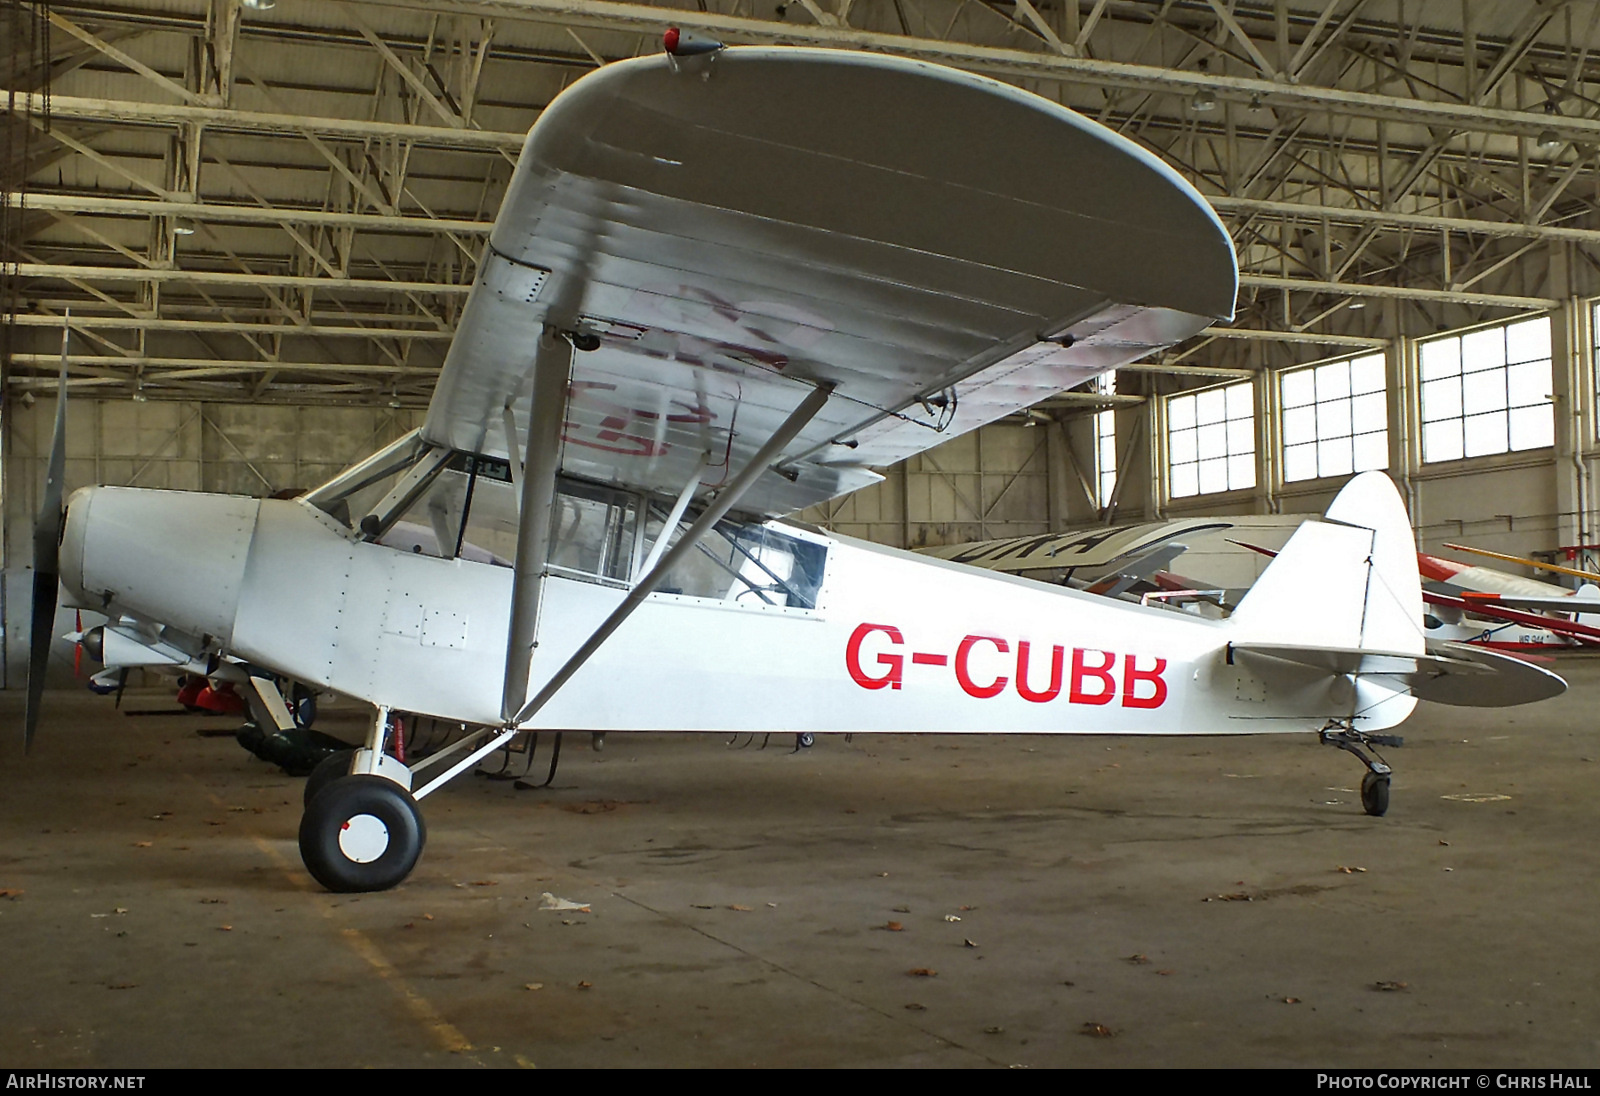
(2, 660, 1598, 1069)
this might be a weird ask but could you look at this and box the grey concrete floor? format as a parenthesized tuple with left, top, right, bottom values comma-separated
(2, 660, 1599, 1069)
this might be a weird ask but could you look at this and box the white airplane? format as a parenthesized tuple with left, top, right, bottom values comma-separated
(24, 38, 1565, 894)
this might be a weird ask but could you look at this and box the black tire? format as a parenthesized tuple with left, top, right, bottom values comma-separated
(303, 749, 356, 807)
(298, 776, 426, 893)
(1361, 772, 1391, 817)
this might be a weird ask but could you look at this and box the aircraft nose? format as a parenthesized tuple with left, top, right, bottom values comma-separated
(61, 486, 263, 646)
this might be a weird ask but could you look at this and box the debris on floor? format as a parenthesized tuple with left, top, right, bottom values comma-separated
(538, 892, 591, 912)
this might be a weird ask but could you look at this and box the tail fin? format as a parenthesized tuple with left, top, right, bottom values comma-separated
(1228, 471, 1423, 655)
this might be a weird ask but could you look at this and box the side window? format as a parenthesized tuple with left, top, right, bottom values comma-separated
(380, 456, 640, 582)
(548, 481, 640, 582)
(645, 505, 827, 610)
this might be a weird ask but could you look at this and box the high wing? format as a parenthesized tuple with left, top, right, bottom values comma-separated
(421, 46, 1237, 517)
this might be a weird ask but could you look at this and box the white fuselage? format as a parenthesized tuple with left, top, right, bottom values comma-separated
(59, 486, 1396, 737)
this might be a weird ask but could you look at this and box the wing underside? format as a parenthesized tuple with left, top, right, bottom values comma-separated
(424, 47, 1237, 516)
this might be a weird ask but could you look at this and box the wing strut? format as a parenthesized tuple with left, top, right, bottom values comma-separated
(511, 381, 834, 727)
(501, 327, 575, 723)
(412, 381, 833, 802)
(639, 451, 710, 577)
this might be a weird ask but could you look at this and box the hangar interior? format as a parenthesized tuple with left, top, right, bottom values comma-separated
(3, 0, 1600, 1070)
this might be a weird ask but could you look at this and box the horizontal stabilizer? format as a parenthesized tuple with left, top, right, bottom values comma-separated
(1416, 642, 1568, 707)
(1230, 641, 1566, 708)
(1231, 642, 1489, 678)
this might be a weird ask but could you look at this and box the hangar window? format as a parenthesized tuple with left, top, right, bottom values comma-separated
(1167, 381, 1256, 499)
(1279, 353, 1388, 483)
(1420, 316, 1553, 462)
(1094, 374, 1117, 509)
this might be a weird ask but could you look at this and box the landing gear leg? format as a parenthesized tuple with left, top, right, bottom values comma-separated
(1320, 722, 1402, 817)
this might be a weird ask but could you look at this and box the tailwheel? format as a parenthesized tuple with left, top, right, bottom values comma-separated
(1360, 771, 1391, 817)
(1320, 722, 1401, 818)
(298, 775, 425, 893)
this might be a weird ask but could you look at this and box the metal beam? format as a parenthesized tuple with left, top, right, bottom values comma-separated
(333, 0, 1600, 144)
(23, 93, 521, 150)
(30, 191, 1600, 251)
(1200, 326, 1386, 346)
(1237, 275, 1556, 310)
(4, 313, 456, 339)
(13, 263, 473, 294)
(5, 354, 439, 376)
(1209, 195, 1600, 247)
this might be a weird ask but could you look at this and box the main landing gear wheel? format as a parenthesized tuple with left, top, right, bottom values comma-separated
(1361, 771, 1391, 817)
(299, 775, 425, 893)
(303, 749, 356, 807)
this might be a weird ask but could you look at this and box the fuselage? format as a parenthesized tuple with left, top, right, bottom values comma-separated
(57, 482, 1406, 738)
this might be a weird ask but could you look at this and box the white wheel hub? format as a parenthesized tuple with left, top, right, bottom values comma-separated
(338, 813, 390, 863)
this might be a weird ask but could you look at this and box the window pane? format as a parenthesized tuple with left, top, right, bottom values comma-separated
(1423, 420, 1463, 462)
(1282, 370, 1315, 408)
(1462, 410, 1508, 457)
(1506, 359, 1552, 407)
(1227, 453, 1256, 490)
(1168, 395, 1195, 430)
(1170, 428, 1198, 465)
(1226, 416, 1254, 454)
(1170, 462, 1198, 498)
(1422, 376, 1462, 421)
(1316, 399, 1351, 441)
(1420, 338, 1460, 380)
(1505, 317, 1551, 364)
(1283, 442, 1318, 482)
(1509, 404, 1555, 451)
(1195, 388, 1226, 425)
(1197, 422, 1227, 460)
(1353, 430, 1388, 471)
(1349, 354, 1386, 394)
(1283, 405, 1315, 444)
(1317, 439, 1354, 479)
(1225, 382, 1254, 420)
(1351, 391, 1387, 433)
(1316, 362, 1351, 402)
(1461, 369, 1507, 415)
(1198, 457, 1229, 494)
(1461, 328, 1505, 373)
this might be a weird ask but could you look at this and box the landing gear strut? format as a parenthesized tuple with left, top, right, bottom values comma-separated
(1320, 722, 1402, 817)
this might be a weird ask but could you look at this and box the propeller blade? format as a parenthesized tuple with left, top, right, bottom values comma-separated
(24, 321, 71, 751)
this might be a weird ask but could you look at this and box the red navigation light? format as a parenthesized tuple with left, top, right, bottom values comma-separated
(664, 27, 681, 54)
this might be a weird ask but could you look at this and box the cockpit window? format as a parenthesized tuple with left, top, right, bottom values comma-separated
(644, 504, 827, 610)
(307, 441, 823, 604)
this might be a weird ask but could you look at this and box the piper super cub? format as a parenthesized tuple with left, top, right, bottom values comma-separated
(25, 37, 1566, 893)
